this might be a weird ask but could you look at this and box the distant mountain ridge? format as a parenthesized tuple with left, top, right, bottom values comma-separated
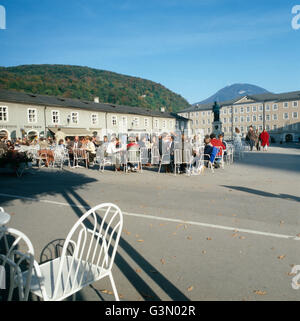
(0, 64, 191, 112)
(194, 83, 270, 105)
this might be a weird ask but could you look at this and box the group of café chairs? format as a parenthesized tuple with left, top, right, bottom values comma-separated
(0, 203, 123, 301)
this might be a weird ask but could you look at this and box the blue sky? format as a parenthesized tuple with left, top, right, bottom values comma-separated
(0, 0, 299, 103)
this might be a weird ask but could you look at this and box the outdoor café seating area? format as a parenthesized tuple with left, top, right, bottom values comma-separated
(0, 131, 250, 177)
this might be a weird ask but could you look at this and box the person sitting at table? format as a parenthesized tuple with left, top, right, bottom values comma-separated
(39, 137, 49, 150)
(85, 136, 96, 167)
(204, 135, 220, 168)
(67, 136, 82, 166)
(210, 133, 225, 157)
(106, 137, 122, 171)
(127, 138, 140, 172)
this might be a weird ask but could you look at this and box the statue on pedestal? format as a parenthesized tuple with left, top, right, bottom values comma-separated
(212, 101, 220, 122)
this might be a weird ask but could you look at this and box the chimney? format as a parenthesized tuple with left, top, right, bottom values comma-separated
(94, 97, 100, 103)
(160, 106, 165, 113)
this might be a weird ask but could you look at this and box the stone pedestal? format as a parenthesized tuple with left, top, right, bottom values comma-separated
(212, 121, 222, 136)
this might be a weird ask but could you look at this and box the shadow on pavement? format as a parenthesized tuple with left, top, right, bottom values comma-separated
(222, 185, 300, 203)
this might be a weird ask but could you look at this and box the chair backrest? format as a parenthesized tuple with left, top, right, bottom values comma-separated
(183, 148, 192, 163)
(127, 149, 140, 163)
(0, 228, 35, 301)
(151, 146, 160, 165)
(52, 203, 123, 300)
(140, 147, 149, 164)
(73, 148, 87, 160)
(174, 149, 182, 165)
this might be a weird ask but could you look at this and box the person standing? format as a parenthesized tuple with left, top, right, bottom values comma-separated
(255, 129, 261, 151)
(260, 129, 270, 151)
(246, 126, 256, 151)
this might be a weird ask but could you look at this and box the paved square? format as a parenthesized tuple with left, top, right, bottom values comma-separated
(0, 144, 300, 301)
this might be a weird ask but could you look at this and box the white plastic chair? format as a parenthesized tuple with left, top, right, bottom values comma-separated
(23, 203, 123, 301)
(73, 148, 88, 169)
(96, 148, 113, 172)
(127, 149, 142, 172)
(0, 228, 35, 301)
(174, 149, 182, 176)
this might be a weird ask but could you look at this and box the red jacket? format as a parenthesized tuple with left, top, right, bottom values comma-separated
(210, 138, 225, 156)
(260, 131, 269, 146)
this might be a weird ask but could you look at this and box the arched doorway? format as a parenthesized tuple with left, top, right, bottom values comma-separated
(285, 134, 293, 142)
(0, 129, 10, 140)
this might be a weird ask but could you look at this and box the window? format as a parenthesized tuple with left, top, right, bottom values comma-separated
(162, 120, 166, 128)
(272, 114, 278, 121)
(133, 117, 139, 127)
(195, 120, 199, 126)
(273, 124, 277, 130)
(52, 110, 60, 124)
(207, 119, 210, 124)
(292, 112, 298, 119)
(190, 112, 194, 117)
(111, 116, 117, 126)
(265, 105, 270, 111)
(207, 128, 210, 133)
(71, 112, 78, 124)
(223, 118, 227, 123)
(228, 108, 232, 114)
(169, 120, 174, 128)
(207, 111, 211, 116)
(292, 123, 297, 130)
(272, 104, 278, 111)
(252, 106, 257, 112)
(195, 112, 199, 117)
(259, 125, 263, 131)
(0, 106, 8, 121)
(28, 108, 37, 123)
(240, 107, 244, 113)
(252, 115, 257, 122)
(266, 124, 270, 130)
(246, 106, 250, 113)
(283, 102, 289, 108)
(234, 107, 238, 114)
(240, 126, 244, 132)
(265, 114, 270, 121)
(144, 118, 149, 127)
(240, 116, 244, 122)
(202, 119, 205, 125)
(154, 119, 159, 128)
(246, 116, 251, 122)
(259, 105, 263, 112)
(121, 116, 127, 128)
(234, 116, 238, 123)
(91, 113, 98, 125)
(223, 108, 227, 114)
(258, 114, 263, 121)
(293, 101, 298, 108)
(202, 111, 205, 116)
(223, 127, 227, 132)
(283, 113, 289, 120)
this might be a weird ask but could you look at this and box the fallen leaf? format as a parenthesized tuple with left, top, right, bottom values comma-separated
(137, 239, 144, 242)
(136, 269, 142, 273)
(288, 272, 296, 276)
(202, 250, 207, 254)
(278, 255, 286, 260)
(125, 231, 131, 235)
(187, 286, 194, 292)
(160, 258, 165, 264)
(232, 233, 239, 238)
(184, 224, 188, 229)
(280, 221, 284, 225)
(239, 236, 246, 240)
(254, 290, 267, 296)
(100, 289, 109, 294)
(206, 237, 212, 241)
(187, 236, 192, 240)
(232, 214, 237, 217)
(172, 232, 177, 235)
(135, 234, 140, 238)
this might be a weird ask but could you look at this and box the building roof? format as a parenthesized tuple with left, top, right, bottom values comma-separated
(178, 90, 300, 113)
(0, 89, 188, 120)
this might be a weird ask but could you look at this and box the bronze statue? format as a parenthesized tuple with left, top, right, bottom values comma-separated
(212, 101, 220, 122)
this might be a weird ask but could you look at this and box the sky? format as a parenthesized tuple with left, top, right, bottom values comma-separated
(0, 0, 300, 104)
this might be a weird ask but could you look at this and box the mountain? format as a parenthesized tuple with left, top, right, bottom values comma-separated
(0, 64, 191, 112)
(194, 83, 270, 105)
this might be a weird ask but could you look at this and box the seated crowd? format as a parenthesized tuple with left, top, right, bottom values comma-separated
(0, 129, 230, 172)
